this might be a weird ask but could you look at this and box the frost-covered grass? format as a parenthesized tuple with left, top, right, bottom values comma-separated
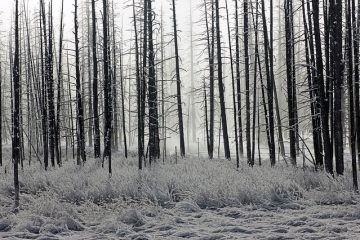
(0, 154, 358, 209)
(1, 154, 360, 239)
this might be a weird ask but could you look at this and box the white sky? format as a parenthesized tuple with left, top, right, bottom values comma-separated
(0, 0, 194, 40)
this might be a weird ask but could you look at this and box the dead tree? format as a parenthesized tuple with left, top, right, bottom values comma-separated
(56, 0, 64, 166)
(172, 0, 185, 157)
(215, 0, 231, 159)
(261, 0, 276, 165)
(312, 0, 332, 173)
(235, 0, 243, 155)
(133, 0, 143, 169)
(39, 0, 49, 170)
(74, 0, 86, 164)
(13, 0, 20, 211)
(102, 0, 112, 173)
(147, 0, 160, 162)
(285, 0, 297, 165)
(330, 0, 344, 175)
(0, 61, 2, 167)
(244, 0, 251, 165)
(91, 0, 101, 158)
(225, 0, 239, 167)
(203, 0, 215, 159)
(346, 0, 358, 189)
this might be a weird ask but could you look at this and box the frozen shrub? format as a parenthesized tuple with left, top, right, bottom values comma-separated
(119, 209, 145, 227)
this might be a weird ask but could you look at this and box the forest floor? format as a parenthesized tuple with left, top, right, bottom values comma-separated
(0, 151, 359, 239)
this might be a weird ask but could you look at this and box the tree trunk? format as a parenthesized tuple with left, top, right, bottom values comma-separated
(261, 0, 276, 165)
(215, 0, 231, 159)
(13, 0, 20, 211)
(147, 0, 160, 163)
(91, 0, 101, 158)
(56, 0, 64, 167)
(133, 0, 142, 169)
(102, 0, 112, 173)
(235, 0, 244, 155)
(172, 0, 185, 157)
(225, 0, 239, 167)
(204, 0, 215, 159)
(330, 0, 344, 175)
(346, 0, 358, 189)
(312, 0, 332, 173)
(244, 0, 252, 165)
(74, 0, 86, 165)
(285, 0, 297, 165)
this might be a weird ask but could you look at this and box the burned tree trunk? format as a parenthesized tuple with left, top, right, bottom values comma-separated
(74, 0, 86, 164)
(172, 0, 185, 157)
(55, 0, 64, 166)
(261, 0, 276, 165)
(235, 0, 243, 155)
(102, 0, 112, 173)
(346, 0, 358, 189)
(133, 0, 143, 169)
(312, 0, 332, 173)
(330, 0, 344, 175)
(244, 0, 251, 165)
(147, 0, 160, 162)
(225, 0, 239, 167)
(91, 0, 101, 158)
(13, 0, 20, 211)
(215, 0, 231, 159)
(285, 0, 297, 165)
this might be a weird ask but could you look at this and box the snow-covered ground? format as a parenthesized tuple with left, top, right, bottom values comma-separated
(0, 153, 359, 239)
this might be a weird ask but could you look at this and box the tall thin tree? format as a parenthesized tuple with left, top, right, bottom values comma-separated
(172, 0, 185, 157)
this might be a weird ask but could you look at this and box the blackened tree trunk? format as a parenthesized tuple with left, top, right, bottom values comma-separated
(172, 0, 185, 157)
(251, 0, 259, 165)
(74, 0, 86, 165)
(330, 0, 344, 175)
(285, 0, 297, 165)
(346, 0, 358, 189)
(39, 0, 49, 170)
(0, 61, 2, 167)
(225, 0, 239, 167)
(13, 0, 20, 211)
(46, 1, 56, 168)
(91, 0, 101, 158)
(302, 0, 323, 169)
(133, 0, 142, 169)
(148, 0, 160, 163)
(102, 0, 112, 173)
(215, 0, 231, 159)
(204, 0, 215, 159)
(235, 0, 243, 155)
(244, 0, 251, 165)
(111, 4, 119, 152)
(306, 0, 323, 168)
(141, 0, 148, 163)
(261, 0, 276, 165)
(353, 0, 360, 170)
(312, 0, 332, 173)
(56, 0, 64, 167)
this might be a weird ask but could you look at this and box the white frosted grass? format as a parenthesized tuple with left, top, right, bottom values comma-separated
(0, 156, 359, 239)
(0, 156, 357, 208)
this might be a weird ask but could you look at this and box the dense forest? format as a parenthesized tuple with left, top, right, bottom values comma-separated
(0, 0, 359, 220)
